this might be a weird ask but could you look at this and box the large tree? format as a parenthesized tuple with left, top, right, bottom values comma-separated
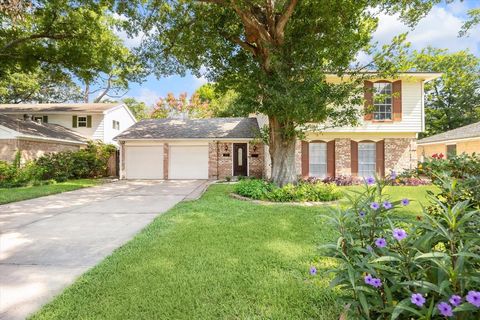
(409, 47, 480, 137)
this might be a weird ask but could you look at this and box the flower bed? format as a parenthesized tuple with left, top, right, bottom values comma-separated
(316, 176, 480, 319)
(233, 178, 342, 202)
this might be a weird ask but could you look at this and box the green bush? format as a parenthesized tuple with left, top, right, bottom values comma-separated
(0, 142, 115, 187)
(233, 179, 342, 202)
(319, 177, 480, 319)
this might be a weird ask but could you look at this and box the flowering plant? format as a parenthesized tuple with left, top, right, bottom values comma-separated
(319, 177, 480, 319)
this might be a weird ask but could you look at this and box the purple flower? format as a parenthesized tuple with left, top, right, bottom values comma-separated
(392, 228, 407, 241)
(449, 295, 462, 307)
(401, 198, 410, 206)
(375, 238, 387, 248)
(371, 278, 382, 288)
(383, 201, 393, 210)
(411, 293, 426, 307)
(370, 202, 380, 210)
(365, 177, 375, 185)
(390, 170, 397, 180)
(437, 302, 453, 317)
(466, 290, 480, 307)
(359, 210, 366, 218)
(364, 274, 373, 285)
(310, 266, 317, 276)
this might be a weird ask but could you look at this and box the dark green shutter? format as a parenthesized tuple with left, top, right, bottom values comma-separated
(72, 115, 77, 128)
(87, 115, 92, 128)
(42, 115, 48, 123)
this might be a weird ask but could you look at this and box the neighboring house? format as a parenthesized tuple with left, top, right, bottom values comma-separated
(0, 114, 87, 163)
(116, 72, 441, 180)
(115, 118, 263, 179)
(0, 103, 136, 144)
(417, 121, 480, 161)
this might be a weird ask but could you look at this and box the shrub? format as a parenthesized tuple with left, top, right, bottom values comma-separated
(319, 177, 480, 319)
(233, 179, 342, 202)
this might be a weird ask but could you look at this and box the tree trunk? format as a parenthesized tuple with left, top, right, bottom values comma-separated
(268, 116, 297, 186)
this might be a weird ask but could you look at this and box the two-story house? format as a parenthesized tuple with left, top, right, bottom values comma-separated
(114, 72, 441, 180)
(0, 103, 136, 163)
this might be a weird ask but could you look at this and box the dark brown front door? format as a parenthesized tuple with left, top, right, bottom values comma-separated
(233, 143, 248, 176)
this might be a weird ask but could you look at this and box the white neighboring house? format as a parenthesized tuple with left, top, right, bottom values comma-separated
(0, 103, 136, 145)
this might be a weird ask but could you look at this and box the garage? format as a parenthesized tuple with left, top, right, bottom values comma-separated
(125, 145, 164, 179)
(169, 145, 209, 179)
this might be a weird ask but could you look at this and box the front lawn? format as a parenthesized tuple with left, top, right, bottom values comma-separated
(0, 179, 100, 205)
(31, 184, 435, 320)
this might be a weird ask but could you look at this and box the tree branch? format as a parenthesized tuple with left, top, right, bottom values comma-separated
(275, 0, 298, 44)
(2, 33, 70, 51)
(220, 32, 257, 55)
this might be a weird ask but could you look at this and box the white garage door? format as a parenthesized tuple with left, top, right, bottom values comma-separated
(125, 146, 164, 179)
(169, 145, 209, 179)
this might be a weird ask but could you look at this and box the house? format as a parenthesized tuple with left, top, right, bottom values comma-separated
(0, 103, 136, 144)
(417, 121, 480, 161)
(115, 118, 263, 179)
(0, 114, 88, 163)
(116, 72, 442, 180)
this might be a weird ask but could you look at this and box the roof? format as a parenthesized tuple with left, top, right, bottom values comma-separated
(0, 103, 123, 114)
(115, 118, 260, 140)
(418, 121, 480, 145)
(0, 114, 88, 144)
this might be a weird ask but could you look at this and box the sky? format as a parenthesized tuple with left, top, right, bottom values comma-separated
(116, 1, 480, 106)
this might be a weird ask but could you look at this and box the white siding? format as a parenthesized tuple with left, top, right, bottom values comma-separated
(321, 80, 423, 133)
(103, 106, 136, 144)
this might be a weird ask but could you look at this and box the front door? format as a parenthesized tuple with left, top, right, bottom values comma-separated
(233, 143, 248, 176)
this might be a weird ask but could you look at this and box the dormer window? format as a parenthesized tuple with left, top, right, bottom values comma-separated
(373, 82, 392, 120)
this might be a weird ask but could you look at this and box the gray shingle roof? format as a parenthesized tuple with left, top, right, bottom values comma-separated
(0, 114, 88, 144)
(418, 121, 480, 144)
(0, 103, 122, 113)
(115, 118, 260, 140)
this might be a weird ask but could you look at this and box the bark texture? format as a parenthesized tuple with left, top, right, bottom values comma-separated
(269, 116, 297, 186)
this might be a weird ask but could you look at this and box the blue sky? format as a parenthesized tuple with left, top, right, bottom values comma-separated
(115, 1, 480, 106)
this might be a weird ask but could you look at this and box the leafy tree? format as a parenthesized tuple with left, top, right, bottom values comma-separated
(0, 67, 83, 103)
(409, 48, 480, 137)
(151, 92, 211, 119)
(195, 83, 244, 117)
(459, 7, 480, 37)
(117, 0, 442, 185)
(122, 97, 150, 120)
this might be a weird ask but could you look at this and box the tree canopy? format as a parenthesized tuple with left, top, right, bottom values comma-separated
(114, 0, 445, 185)
(409, 47, 480, 137)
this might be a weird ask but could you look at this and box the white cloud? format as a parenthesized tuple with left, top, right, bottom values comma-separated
(373, 6, 480, 55)
(131, 88, 159, 107)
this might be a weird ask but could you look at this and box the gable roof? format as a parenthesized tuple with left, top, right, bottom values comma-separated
(115, 118, 260, 140)
(0, 114, 88, 144)
(0, 103, 123, 114)
(418, 121, 480, 145)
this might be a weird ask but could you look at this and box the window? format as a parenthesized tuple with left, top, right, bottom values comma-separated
(359, 142, 376, 177)
(78, 116, 87, 127)
(373, 82, 392, 120)
(447, 144, 457, 158)
(309, 142, 327, 178)
(112, 120, 120, 130)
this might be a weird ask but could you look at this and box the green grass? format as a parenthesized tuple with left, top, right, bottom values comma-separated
(0, 179, 100, 205)
(31, 184, 435, 320)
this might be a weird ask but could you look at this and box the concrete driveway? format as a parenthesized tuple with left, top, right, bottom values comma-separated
(0, 180, 207, 320)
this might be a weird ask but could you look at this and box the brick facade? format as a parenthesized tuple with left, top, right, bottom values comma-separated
(334, 138, 352, 176)
(295, 137, 417, 178)
(248, 142, 264, 178)
(384, 138, 417, 173)
(0, 138, 82, 163)
(163, 143, 169, 179)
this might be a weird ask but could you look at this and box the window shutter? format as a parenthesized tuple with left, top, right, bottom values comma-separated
(301, 141, 309, 178)
(42, 115, 48, 123)
(392, 80, 402, 121)
(376, 140, 385, 177)
(364, 81, 374, 120)
(72, 115, 77, 128)
(87, 115, 92, 128)
(327, 140, 335, 178)
(351, 140, 358, 176)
